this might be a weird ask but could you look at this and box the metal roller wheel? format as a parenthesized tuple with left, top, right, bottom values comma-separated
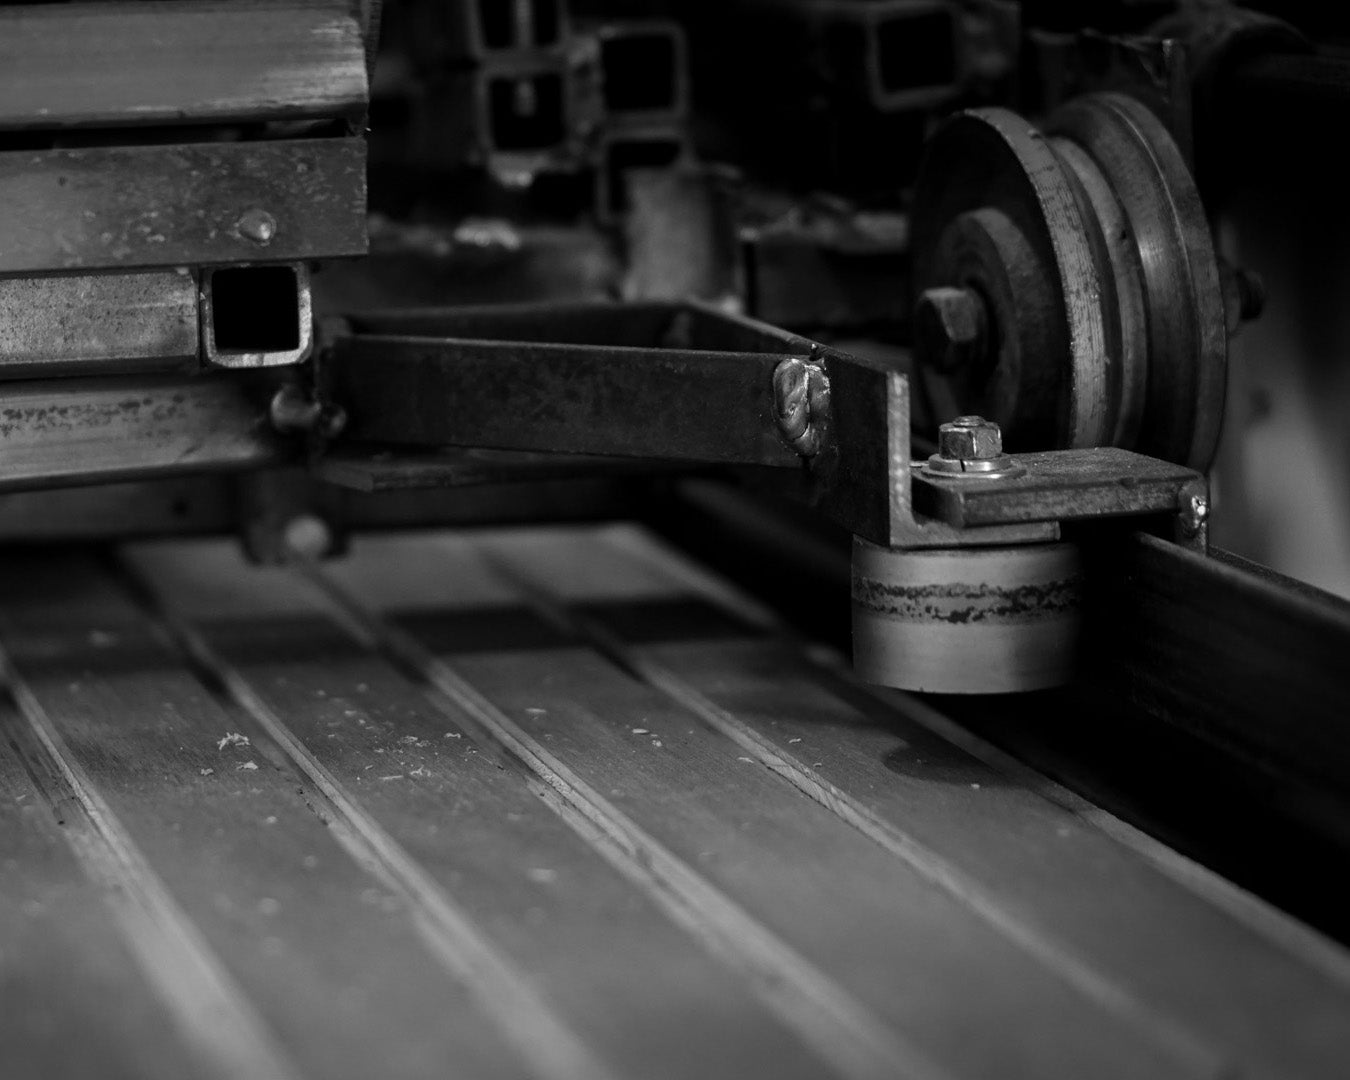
(911, 93, 1227, 471)
(852, 538, 1084, 694)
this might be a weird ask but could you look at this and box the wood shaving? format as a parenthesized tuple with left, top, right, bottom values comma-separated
(217, 732, 251, 751)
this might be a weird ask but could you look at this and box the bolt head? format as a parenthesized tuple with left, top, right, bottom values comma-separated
(915, 286, 987, 373)
(938, 415, 1002, 460)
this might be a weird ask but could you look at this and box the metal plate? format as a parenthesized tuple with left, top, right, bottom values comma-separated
(329, 335, 806, 467)
(0, 138, 367, 273)
(0, 271, 198, 378)
(0, 375, 286, 490)
(912, 446, 1206, 529)
(0, 2, 367, 130)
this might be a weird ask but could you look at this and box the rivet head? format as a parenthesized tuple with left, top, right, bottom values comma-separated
(237, 209, 277, 245)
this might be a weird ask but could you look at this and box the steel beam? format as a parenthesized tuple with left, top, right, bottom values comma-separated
(0, 271, 199, 378)
(0, 375, 287, 491)
(329, 334, 807, 467)
(0, 2, 367, 130)
(1080, 533, 1350, 791)
(0, 138, 367, 274)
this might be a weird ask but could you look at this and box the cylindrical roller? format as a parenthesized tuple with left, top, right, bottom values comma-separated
(851, 538, 1083, 694)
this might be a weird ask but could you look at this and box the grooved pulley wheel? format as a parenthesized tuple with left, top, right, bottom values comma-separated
(912, 92, 1227, 470)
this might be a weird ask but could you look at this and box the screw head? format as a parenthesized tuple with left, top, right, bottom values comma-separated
(237, 208, 277, 245)
(938, 415, 1003, 460)
(915, 286, 988, 374)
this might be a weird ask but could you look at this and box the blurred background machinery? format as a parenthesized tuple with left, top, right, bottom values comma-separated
(306, 0, 1350, 595)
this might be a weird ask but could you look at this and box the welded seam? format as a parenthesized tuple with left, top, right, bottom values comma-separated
(603, 524, 1350, 990)
(0, 648, 304, 1080)
(474, 540, 1235, 1080)
(113, 560, 621, 1080)
(296, 558, 954, 1080)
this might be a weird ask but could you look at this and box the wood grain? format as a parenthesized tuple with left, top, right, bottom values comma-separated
(310, 531, 1210, 1080)
(0, 709, 211, 1080)
(6, 524, 1348, 1080)
(0, 554, 541, 1080)
(505, 524, 1350, 1080)
(120, 539, 849, 1080)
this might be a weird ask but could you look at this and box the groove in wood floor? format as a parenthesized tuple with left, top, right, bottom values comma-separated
(0, 647, 303, 1080)
(483, 525, 1350, 1079)
(297, 553, 955, 1080)
(304, 534, 1213, 1080)
(120, 565, 627, 1080)
(0, 554, 579, 1080)
(119, 541, 870, 1080)
(472, 537, 1232, 1078)
(605, 524, 1350, 989)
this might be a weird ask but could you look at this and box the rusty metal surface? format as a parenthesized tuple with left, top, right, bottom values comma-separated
(912, 447, 1206, 530)
(1080, 533, 1350, 794)
(347, 300, 711, 348)
(852, 537, 1084, 693)
(314, 447, 683, 492)
(0, 375, 287, 491)
(0, 271, 198, 378)
(328, 301, 1072, 548)
(0, 1, 367, 130)
(0, 478, 234, 540)
(329, 334, 805, 468)
(0, 138, 367, 274)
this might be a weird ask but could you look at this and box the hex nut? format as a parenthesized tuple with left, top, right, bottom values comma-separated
(938, 415, 1002, 460)
(915, 286, 988, 373)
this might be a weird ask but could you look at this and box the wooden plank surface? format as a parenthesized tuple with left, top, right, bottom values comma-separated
(303, 535, 1215, 1079)
(475, 525, 1350, 1079)
(0, 555, 549, 1080)
(119, 542, 836, 1080)
(1, 524, 1347, 1080)
(0, 708, 210, 1080)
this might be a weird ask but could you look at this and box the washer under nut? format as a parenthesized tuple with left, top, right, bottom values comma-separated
(924, 415, 1024, 479)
